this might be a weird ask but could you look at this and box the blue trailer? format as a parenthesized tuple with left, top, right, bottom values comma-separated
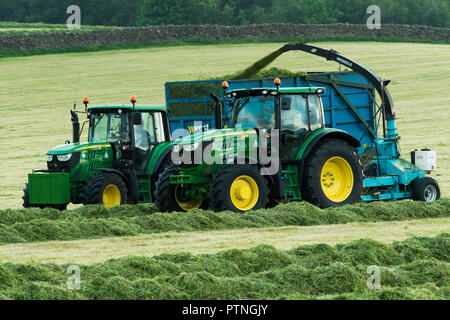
(157, 43, 440, 211)
(166, 71, 376, 149)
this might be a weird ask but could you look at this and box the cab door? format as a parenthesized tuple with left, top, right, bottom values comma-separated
(279, 94, 310, 160)
(279, 94, 325, 160)
(133, 111, 167, 175)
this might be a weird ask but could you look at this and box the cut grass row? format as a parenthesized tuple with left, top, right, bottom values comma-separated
(1, 217, 448, 265)
(0, 234, 448, 300)
(0, 200, 448, 244)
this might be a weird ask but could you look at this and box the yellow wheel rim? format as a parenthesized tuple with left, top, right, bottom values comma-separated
(175, 185, 203, 211)
(320, 156, 354, 202)
(230, 175, 259, 211)
(102, 184, 121, 208)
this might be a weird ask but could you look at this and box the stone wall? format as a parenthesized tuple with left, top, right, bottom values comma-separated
(1, 23, 448, 52)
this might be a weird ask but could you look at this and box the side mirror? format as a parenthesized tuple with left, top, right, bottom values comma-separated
(132, 112, 142, 125)
(281, 96, 291, 110)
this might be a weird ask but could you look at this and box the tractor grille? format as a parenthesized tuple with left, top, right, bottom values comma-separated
(47, 152, 81, 173)
(88, 150, 96, 171)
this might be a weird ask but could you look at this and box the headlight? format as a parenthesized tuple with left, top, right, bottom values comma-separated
(57, 154, 72, 162)
(183, 143, 200, 152)
(46, 155, 53, 162)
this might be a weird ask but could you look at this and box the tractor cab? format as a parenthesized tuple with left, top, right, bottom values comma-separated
(221, 80, 326, 160)
(87, 103, 170, 174)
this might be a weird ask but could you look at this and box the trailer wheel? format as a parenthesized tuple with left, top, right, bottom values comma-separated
(209, 165, 269, 213)
(154, 165, 204, 212)
(302, 138, 362, 208)
(22, 183, 67, 210)
(82, 173, 128, 208)
(412, 177, 440, 202)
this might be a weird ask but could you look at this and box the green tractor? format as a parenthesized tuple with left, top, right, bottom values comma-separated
(23, 97, 173, 209)
(155, 80, 362, 212)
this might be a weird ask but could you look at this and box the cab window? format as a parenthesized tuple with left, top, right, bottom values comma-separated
(281, 95, 309, 134)
(308, 95, 324, 130)
(90, 112, 130, 143)
(232, 95, 276, 129)
(134, 112, 166, 151)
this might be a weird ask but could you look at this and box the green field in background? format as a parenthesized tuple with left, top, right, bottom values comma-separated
(0, 41, 449, 209)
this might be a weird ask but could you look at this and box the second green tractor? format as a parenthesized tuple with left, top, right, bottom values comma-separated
(155, 81, 363, 212)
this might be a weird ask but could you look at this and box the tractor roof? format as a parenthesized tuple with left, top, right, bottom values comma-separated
(228, 87, 325, 97)
(88, 105, 166, 112)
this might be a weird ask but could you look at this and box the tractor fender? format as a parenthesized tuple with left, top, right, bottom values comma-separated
(151, 144, 174, 175)
(95, 168, 128, 184)
(300, 130, 360, 161)
(224, 156, 270, 176)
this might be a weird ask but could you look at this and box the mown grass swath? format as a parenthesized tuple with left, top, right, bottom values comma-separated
(0, 234, 448, 300)
(0, 200, 448, 244)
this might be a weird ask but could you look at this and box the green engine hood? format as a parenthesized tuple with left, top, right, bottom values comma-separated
(47, 142, 112, 155)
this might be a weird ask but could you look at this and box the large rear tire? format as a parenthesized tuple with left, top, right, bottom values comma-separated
(151, 155, 173, 199)
(154, 165, 204, 212)
(82, 173, 128, 208)
(302, 138, 362, 208)
(209, 165, 269, 213)
(411, 177, 440, 202)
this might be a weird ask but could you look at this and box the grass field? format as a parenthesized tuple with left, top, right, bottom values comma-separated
(0, 40, 449, 300)
(0, 41, 449, 209)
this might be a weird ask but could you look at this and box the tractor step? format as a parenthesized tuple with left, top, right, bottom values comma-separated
(137, 178, 152, 202)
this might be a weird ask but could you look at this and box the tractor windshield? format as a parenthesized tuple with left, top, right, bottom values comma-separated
(89, 111, 130, 143)
(231, 95, 276, 129)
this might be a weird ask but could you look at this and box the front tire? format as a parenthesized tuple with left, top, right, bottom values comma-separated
(412, 177, 440, 202)
(209, 165, 269, 213)
(154, 165, 204, 212)
(302, 138, 362, 208)
(82, 173, 128, 208)
(22, 183, 36, 209)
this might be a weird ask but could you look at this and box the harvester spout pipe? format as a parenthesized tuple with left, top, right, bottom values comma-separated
(386, 119, 397, 139)
(279, 43, 396, 121)
(70, 110, 80, 143)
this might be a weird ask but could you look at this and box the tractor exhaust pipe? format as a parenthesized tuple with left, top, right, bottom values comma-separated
(70, 110, 80, 143)
(210, 93, 223, 129)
